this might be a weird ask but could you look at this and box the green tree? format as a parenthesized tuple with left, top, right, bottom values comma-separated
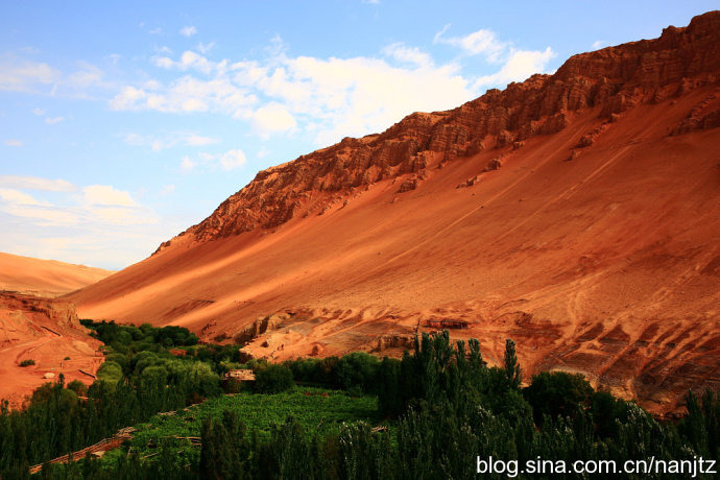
(524, 371, 593, 426)
(504, 338, 521, 390)
(255, 364, 294, 394)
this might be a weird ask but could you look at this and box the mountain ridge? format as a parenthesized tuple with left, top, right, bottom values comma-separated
(155, 10, 720, 250)
(70, 11, 720, 415)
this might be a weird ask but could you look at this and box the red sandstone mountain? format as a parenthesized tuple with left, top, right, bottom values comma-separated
(70, 11, 720, 414)
(0, 252, 114, 297)
(0, 293, 103, 407)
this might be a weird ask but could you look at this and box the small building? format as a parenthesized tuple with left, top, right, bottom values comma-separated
(225, 369, 255, 381)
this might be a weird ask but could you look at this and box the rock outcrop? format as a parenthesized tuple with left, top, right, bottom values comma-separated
(157, 11, 720, 249)
(0, 293, 102, 408)
(73, 12, 720, 415)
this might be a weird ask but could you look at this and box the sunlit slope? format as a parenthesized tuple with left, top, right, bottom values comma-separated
(70, 12, 720, 413)
(0, 252, 113, 297)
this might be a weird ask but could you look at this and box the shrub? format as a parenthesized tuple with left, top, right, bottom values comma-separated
(524, 370, 593, 425)
(97, 361, 124, 385)
(67, 379, 88, 396)
(19, 359, 35, 367)
(255, 364, 294, 394)
(335, 352, 380, 394)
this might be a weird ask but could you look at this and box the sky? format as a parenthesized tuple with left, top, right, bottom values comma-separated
(1, 1, 717, 270)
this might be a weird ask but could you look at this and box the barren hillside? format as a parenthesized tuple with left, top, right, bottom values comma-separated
(0, 252, 114, 297)
(69, 12, 720, 414)
(0, 293, 103, 407)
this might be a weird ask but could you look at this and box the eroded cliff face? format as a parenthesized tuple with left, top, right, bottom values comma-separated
(73, 12, 720, 415)
(157, 11, 720, 249)
(0, 293, 102, 408)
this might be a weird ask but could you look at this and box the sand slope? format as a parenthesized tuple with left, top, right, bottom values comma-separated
(70, 12, 720, 414)
(0, 252, 114, 297)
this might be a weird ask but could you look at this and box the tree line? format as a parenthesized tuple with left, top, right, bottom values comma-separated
(3, 327, 720, 479)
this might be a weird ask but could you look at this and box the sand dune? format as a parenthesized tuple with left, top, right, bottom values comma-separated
(0, 252, 113, 297)
(69, 12, 720, 414)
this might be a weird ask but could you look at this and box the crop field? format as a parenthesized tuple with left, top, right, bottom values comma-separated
(118, 387, 381, 460)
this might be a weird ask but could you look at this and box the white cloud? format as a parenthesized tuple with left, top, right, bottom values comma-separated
(0, 56, 110, 100)
(154, 56, 173, 69)
(261, 54, 471, 145)
(0, 185, 78, 226)
(83, 185, 139, 207)
(592, 40, 605, 50)
(180, 26, 198, 37)
(434, 25, 556, 90)
(67, 62, 104, 89)
(111, 37, 471, 144)
(1, 204, 80, 226)
(474, 47, 556, 89)
(181, 148, 248, 172)
(251, 103, 297, 136)
(123, 133, 145, 146)
(382, 43, 433, 68)
(185, 134, 219, 146)
(0, 181, 154, 228)
(155, 45, 173, 55)
(111, 75, 255, 114)
(0, 188, 48, 206)
(434, 26, 507, 62)
(180, 156, 196, 172)
(45, 116, 65, 125)
(87, 206, 157, 225)
(32, 108, 45, 116)
(123, 132, 220, 150)
(154, 50, 221, 75)
(0, 175, 75, 191)
(197, 41, 215, 54)
(218, 149, 247, 170)
(111, 32, 557, 146)
(0, 57, 60, 92)
(4, 139, 23, 147)
(0, 180, 161, 267)
(110, 86, 147, 110)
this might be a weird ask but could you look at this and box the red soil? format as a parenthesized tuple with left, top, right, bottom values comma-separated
(69, 11, 720, 414)
(0, 293, 103, 408)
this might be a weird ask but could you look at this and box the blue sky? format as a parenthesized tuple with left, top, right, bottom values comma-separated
(1, 1, 717, 270)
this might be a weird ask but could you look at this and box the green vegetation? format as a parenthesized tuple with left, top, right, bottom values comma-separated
(18, 359, 35, 367)
(3, 325, 720, 479)
(0, 321, 226, 478)
(131, 387, 378, 453)
(254, 364, 294, 394)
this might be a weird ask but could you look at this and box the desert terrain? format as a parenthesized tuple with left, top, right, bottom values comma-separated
(67, 12, 720, 414)
(0, 293, 103, 407)
(0, 253, 111, 406)
(0, 251, 113, 298)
